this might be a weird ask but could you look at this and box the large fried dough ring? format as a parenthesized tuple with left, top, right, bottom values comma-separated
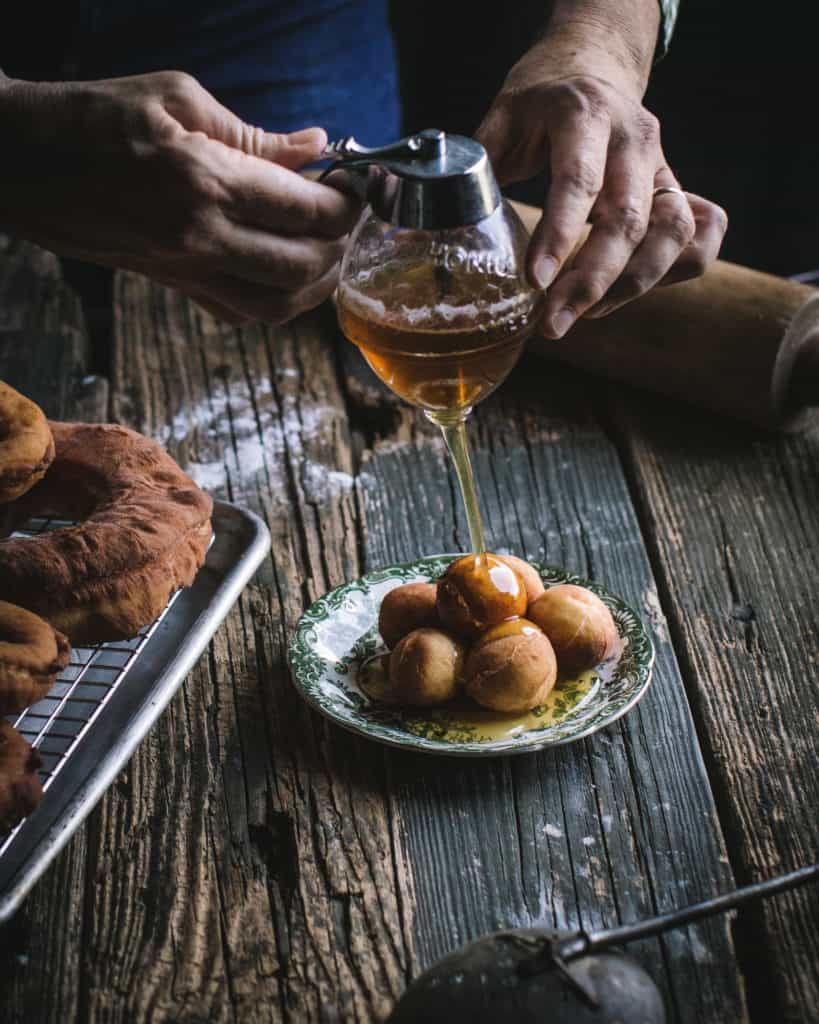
(0, 720, 43, 833)
(0, 381, 55, 503)
(0, 602, 71, 715)
(0, 422, 213, 644)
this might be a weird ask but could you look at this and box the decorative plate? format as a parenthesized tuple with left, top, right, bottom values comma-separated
(288, 555, 655, 757)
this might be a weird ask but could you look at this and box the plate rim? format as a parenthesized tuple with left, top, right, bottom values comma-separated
(287, 553, 656, 757)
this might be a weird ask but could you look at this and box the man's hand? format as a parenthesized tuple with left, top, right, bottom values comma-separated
(476, 5, 727, 339)
(0, 71, 361, 324)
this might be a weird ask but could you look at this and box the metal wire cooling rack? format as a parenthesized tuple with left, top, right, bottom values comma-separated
(0, 501, 270, 919)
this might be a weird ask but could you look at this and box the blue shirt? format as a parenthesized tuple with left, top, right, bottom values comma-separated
(4, 0, 402, 146)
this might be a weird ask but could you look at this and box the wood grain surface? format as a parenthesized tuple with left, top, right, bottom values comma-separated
(0, 242, 814, 1022)
(612, 390, 819, 1023)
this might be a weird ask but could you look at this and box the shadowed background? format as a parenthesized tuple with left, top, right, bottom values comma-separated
(393, 0, 816, 276)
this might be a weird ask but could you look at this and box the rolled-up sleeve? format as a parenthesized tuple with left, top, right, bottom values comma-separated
(656, 0, 680, 60)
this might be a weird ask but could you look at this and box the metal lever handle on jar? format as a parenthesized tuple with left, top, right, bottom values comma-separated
(321, 129, 446, 167)
(317, 130, 447, 203)
(316, 131, 437, 222)
(318, 128, 499, 230)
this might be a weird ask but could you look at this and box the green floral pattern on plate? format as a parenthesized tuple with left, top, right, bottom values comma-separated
(287, 555, 655, 757)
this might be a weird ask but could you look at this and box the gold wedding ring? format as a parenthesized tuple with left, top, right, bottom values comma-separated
(652, 186, 687, 200)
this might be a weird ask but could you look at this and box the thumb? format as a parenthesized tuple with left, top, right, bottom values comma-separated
(474, 106, 515, 185)
(204, 104, 327, 169)
(164, 76, 327, 168)
(254, 126, 329, 169)
(476, 102, 546, 188)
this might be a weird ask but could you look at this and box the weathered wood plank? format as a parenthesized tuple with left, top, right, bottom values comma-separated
(73, 275, 416, 1022)
(100, 278, 750, 1022)
(355, 355, 748, 1023)
(0, 239, 104, 1024)
(0, 238, 85, 337)
(614, 392, 819, 1023)
(1, 251, 767, 1024)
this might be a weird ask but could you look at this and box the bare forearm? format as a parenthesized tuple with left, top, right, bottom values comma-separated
(0, 74, 51, 233)
(538, 0, 661, 95)
(0, 69, 59, 146)
(0, 74, 102, 244)
(0, 74, 75, 172)
(0, 68, 359, 326)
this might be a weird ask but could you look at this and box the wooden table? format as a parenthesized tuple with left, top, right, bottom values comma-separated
(0, 235, 817, 1023)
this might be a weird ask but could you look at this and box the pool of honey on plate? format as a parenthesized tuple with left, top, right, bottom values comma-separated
(337, 263, 540, 413)
(358, 653, 598, 743)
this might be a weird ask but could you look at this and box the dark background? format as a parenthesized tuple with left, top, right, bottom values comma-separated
(392, 0, 817, 277)
(8, 0, 817, 353)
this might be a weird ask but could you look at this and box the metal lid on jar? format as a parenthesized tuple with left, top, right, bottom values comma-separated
(321, 129, 501, 230)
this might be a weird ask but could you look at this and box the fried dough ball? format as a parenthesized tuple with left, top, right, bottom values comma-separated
(527, 584, 619, 674)
(389, 628, 466, 706)
(464, 619, 557, 713)
(436, 554, 527, 639)
(378, 582, 440, 649)
(494, 554, 545, 605)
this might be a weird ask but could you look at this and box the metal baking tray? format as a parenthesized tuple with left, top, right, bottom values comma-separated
(0, 500, 270, 921)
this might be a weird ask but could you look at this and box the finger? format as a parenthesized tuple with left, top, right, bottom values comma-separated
(475, 105, 545, 187)
(658, 194, 728, 285)
(209, 119, 327, 170)
(526, 105, 609, 291)
(584, 174, 696, 318)
(184, 264, 340, 325)
(541, 139, 655, 337)
(223, 159, 362, 239)
(187, 291, 255, 325)
(165, 74, 330, 169)
(209, 218, 347, 289)
(284, 264, 341, 320)
(254, 126, 328, 170)
(474, 106, 513, 181)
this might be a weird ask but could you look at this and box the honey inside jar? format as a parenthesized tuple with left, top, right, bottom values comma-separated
(337, 262, 539, 412)
(336, 197, 541, 555)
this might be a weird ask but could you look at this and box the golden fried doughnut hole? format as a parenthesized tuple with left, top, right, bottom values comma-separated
(389, 628, 466, 706)
(494, 554, 545, 605)
(436, 554, 527, 639)
(528, 584, 619, 674)
(464, 618, 557, 713)
(378, 582, 440, 649)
